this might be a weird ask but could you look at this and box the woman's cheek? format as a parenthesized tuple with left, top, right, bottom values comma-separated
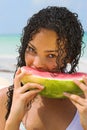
(25, 53, 34, 66)
(46, 60, 57, 71)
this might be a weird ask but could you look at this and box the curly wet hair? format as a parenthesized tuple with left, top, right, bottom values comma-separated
(5, 6, 84, 119)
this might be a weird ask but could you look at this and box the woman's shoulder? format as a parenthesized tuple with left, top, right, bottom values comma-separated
(0, 87, 8, 130)
(0, 86, 9, 114)
(0, 86, 9, 115)
(0, 87, 8, 99)
(0, 86, 8, 111)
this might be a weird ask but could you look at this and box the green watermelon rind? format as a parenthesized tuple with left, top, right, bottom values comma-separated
(21, 75, 83, 98)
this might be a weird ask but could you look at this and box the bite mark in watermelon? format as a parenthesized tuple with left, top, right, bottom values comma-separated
(21, 66, 87, 98)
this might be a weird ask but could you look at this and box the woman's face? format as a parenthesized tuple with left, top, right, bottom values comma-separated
(25, 28, 62, 72)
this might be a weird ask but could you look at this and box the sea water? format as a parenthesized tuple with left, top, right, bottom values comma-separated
(0, 34, 21, 57)
(0, 34, 21, 82)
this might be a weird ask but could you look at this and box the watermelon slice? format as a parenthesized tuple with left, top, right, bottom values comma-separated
(21, 66, 87, 98)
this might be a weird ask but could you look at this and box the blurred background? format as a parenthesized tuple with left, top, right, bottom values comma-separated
(0, 0, 87, 86)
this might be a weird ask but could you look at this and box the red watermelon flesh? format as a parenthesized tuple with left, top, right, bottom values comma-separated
(21, 66, 87, 98)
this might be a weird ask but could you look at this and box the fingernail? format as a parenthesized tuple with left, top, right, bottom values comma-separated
(40, 85, 44, 89)
(63, 92, 70, 96)
(63, 92, 67, 95)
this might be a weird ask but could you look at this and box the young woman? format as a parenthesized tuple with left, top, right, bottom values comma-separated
(3, 6, 87, 130)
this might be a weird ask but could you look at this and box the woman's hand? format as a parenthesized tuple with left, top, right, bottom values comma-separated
(64, 76, 87, 130)
(5, 67, 44, 129)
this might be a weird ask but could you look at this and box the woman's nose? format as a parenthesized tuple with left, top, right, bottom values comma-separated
(32, 56, 44, 69)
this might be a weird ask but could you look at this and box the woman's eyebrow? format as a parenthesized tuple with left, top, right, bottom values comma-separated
(28, 42, 36, 50)
(44, 50, 58, 53)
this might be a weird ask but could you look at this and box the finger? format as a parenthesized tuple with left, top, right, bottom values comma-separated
(83, 76, 87, 86)
(20, 83, 44, 93)
(23, 89, 42, 102)
(73, 79, 87, 98)
(70, 99, 87, 117)
(70, 99, 84, 112)
(14, 70, 27, 88)
(63, 92, 87, 115)
(14, 67, 22, 88)
(15, 67, 21, 75)
(63, 92, 85, 106)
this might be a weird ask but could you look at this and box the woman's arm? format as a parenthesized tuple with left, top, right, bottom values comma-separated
(5, 68, 44, 130)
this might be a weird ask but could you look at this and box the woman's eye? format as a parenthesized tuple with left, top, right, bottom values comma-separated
(26, 46, 36, 53)
(29, 46, 34, 51)
(48, 54, 56, 58)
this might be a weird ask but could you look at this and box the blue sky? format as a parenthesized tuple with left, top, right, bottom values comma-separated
(0, 0, 87, 34)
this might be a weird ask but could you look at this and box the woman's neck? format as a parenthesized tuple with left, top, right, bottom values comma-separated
(23, 96, 77, 130)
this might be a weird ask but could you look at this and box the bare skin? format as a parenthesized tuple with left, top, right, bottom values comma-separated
(4, 29, 87, 130)
(0, 87, 8, 130)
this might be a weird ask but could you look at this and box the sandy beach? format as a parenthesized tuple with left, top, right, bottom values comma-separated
(0, 56, 17, 88)
(0, 56, 87, 89)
